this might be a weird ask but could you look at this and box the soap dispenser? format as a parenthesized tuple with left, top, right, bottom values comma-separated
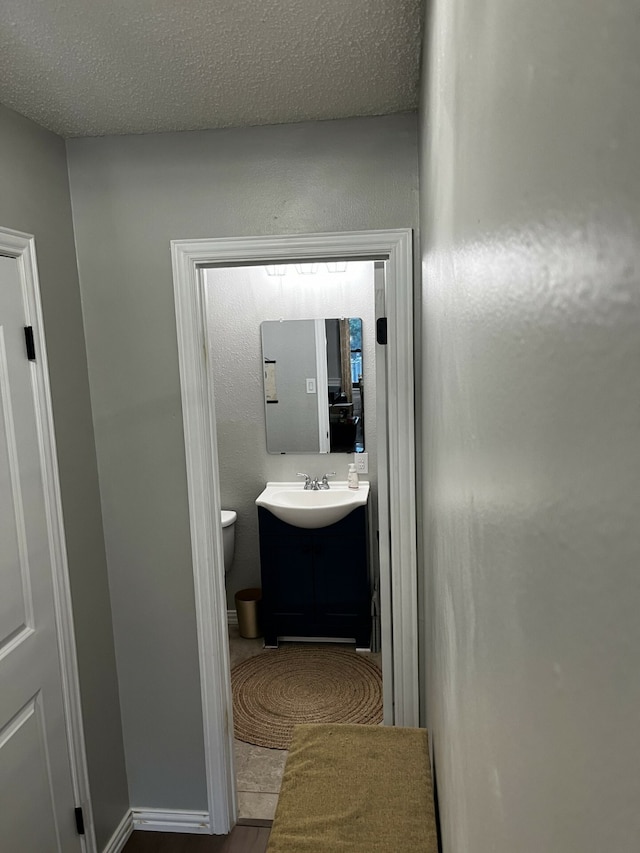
(347, 462, 359, 490)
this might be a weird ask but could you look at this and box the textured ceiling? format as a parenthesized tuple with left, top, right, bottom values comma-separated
(0, 0, 421, 138)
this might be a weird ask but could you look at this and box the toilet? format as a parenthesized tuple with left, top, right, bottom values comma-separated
(221, 510, 237, 574)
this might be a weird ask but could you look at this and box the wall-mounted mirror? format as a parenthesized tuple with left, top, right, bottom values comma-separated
(261, 318, 364, 454)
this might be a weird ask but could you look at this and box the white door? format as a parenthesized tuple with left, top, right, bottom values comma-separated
(0, 256, 82, 852)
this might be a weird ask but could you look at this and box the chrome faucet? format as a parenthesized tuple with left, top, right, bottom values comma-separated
(297, 472, 336, 490)
(319, 472, 336, 490)
(296, 472, 315, 490)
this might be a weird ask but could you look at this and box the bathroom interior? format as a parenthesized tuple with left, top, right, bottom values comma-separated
(205, 259, 383, 822)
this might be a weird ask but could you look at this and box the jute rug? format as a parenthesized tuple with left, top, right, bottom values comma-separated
(231, 646, 383, 749)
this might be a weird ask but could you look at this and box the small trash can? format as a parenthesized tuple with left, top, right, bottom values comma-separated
(234, 587, 262, 639)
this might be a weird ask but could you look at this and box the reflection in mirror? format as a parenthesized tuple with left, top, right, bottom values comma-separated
(261, 318, 364, 454)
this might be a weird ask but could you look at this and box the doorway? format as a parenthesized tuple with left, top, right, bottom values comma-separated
(171, 229, 418, 834)
(204, 259, 383, 822)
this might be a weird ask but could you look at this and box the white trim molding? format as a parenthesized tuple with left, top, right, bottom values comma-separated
(101, 808, 211, 849)
(0, 226, 97, 852)
(171, 229, 419, 834)
(132, 809, 211, 834)
(101, 811, 133, 853)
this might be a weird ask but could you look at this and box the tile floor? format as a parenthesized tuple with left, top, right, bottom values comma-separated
(228, 627, 288, 823)
(228, 625, 382, 823)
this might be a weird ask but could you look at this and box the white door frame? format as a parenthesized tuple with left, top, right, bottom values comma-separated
(171, 229, 418, 834)
(0, 226, 96, 851)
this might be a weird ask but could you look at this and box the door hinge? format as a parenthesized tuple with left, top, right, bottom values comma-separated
(74, 807, 85, 836)
(24, 326, 36, 361)
(376, 317, 388, 345)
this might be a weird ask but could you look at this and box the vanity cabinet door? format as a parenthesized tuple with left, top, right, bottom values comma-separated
(313, 508, 370, 646)
(261, 532, 314, 617)
(258, 509, 315, 645)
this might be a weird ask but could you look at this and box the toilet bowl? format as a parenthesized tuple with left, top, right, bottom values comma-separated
(221, 510, 237, 574)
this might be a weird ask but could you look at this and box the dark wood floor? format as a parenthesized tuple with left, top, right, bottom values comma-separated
(122, 827, 270, 853)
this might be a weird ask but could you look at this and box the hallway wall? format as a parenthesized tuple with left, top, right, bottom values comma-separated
(66, 113, 419, 810)
(0, 103, 128, 850)
(419, 1, 640, 851)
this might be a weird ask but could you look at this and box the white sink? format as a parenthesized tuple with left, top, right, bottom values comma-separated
(256, 481, 370, 529)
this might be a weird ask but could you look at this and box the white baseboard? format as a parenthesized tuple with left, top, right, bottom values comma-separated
(102, 810, 133, 853)
(131, 808, 211, 834)
(227, 608, 238, 626)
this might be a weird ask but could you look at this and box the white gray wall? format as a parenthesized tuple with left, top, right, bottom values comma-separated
(205, 263, 377, 608)
(420, 2, 640, 851)
(66, 114, 418, 809)
(0, 104, 128, 849)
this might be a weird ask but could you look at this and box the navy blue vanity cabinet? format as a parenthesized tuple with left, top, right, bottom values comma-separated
(258, 506, 371, 648)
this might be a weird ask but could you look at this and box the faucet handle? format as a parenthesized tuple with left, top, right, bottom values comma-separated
(296, 472, 311, 488)
(320, 472, 336, 488)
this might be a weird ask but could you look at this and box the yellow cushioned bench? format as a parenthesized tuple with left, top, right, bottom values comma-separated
(267, 724, 438, 853)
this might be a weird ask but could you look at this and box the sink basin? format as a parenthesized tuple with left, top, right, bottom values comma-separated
(256, 481, 370, 529)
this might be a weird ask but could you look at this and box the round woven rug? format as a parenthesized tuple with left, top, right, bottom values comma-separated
(231, 646, 382, 749)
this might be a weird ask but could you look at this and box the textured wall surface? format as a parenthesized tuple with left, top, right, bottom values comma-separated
(205, 263, 377, 608)
(0, 104, 129, 850)
(420, 1, 640, 851)
(66, 113, 418, 809)
(0, 0, 421, 137)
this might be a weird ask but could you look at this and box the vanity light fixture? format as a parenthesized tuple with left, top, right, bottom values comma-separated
(265, 265, 288, 276)
(295, 263, 319, 275)
(266, 261, 348, 276)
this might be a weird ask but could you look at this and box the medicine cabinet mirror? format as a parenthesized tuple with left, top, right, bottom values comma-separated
(261, 318, 364, 454)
